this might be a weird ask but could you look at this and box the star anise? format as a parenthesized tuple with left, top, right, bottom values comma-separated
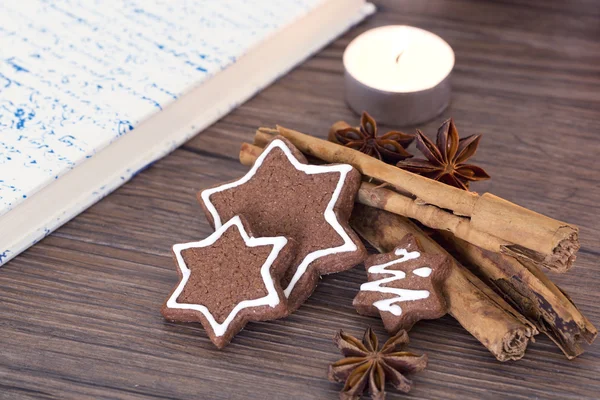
(329, 112, 414, 164)
(396, 118, 490, 190)
(328, 327, 427, 400)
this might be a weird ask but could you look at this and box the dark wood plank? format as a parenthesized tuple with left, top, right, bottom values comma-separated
(1, 0, 599, 399)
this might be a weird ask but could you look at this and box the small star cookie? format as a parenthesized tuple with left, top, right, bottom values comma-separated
(161, 216, 293, 348)
(199, 136, 367, 312)
(353, 234, 450, 333)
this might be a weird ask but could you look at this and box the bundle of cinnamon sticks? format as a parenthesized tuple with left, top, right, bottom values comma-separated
(239, 124, 596, 361)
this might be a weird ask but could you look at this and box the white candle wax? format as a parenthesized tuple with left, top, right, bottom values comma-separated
(344, 25, 454, 93)
(343, 25, 455, 126)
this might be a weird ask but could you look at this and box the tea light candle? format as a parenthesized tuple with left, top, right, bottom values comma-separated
(343, 25, 455, 126)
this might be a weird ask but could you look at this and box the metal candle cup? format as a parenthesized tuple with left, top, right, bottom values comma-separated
(344, 25, 455, 126)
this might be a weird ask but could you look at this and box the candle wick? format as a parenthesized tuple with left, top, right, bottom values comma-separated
(395, 50, 404, 64)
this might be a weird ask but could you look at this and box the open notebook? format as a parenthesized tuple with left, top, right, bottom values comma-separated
(0, 0, 375, 265)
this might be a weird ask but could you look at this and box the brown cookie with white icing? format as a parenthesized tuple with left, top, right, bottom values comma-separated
(198, 136, 367, 312)
(353, 234, 450, 334)
(161, 215, 293, 349)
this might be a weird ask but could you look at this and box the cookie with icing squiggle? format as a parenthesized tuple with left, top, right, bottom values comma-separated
(199, 136, 367, 312)
(353, 234, 450, 333)
(161, 215, 293, 348)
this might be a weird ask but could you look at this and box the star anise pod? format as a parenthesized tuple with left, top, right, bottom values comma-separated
(396, 118, 490, 190)
(329, 112, 414, 164)
(328, 327, 427, 400)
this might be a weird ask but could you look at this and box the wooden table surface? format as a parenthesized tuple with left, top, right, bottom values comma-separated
(1, 1, 599, 399)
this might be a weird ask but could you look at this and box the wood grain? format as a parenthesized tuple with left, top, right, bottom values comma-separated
(1, 0, 599, 399)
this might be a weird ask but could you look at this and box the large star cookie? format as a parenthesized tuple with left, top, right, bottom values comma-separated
(199, 136, 367, 311)
(353, 234, 450, 333)
(161, 216, 293, 348)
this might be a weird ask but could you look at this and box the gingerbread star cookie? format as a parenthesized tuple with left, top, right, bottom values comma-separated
(353, 234, 450, 334)
(199, 136, 367, 312)
(161, 216, 293, 349)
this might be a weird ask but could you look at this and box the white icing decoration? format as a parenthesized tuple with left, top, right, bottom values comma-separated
(201, 139, 357, 298)
(413, 267, 432, 277)
(166, 215, 287, 337)
(360, 248, 430, 316)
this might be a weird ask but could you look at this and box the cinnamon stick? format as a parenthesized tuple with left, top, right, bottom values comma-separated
(438, 232, 597, 359)
(241, 142, 595, 359)
(255, 126, 579, 273)
(350, 204, 537, 361)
